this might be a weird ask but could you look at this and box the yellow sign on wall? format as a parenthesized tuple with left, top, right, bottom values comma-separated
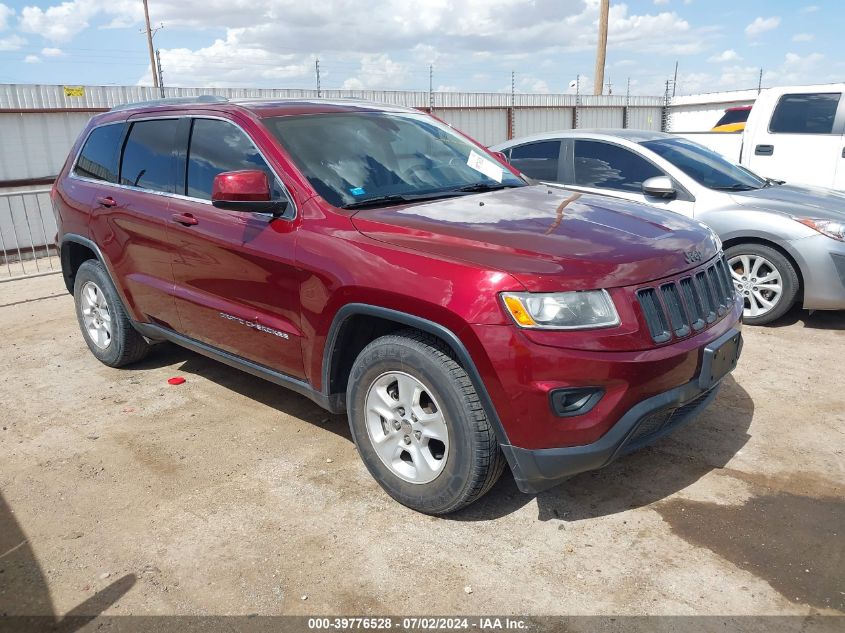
(63, 86, 85, 97)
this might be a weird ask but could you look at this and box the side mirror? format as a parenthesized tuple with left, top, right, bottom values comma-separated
(211, 170, 288, 217)
(489, 150, 510, 164)
(642, 175, 676, 199)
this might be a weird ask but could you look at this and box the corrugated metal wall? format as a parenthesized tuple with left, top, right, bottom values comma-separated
(577, 106, 624, 129)
(438, 109, 509, 146)
(514, 108, 573, 136)
(0, 112, 96, 182)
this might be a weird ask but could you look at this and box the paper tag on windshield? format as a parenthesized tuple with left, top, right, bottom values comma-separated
(466, 150, 503, 183)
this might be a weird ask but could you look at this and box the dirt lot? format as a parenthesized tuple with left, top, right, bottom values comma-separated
(1, 274, 843, 619)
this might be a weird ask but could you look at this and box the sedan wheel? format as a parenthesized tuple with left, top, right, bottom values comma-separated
(728, 254, 783, 319)
(724, 243, 799, 325)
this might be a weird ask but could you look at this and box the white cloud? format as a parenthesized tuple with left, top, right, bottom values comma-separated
(709, 49, 741, 63)
(341, 54, 409, 90)
(792, 33, 814, 42)
(800, 5, 818, 13)
(41, 46, 64, 56)
(24, 54, 40, 63)
(745, 16, 781, 39)
(0, 3, 14, 30)
(19, 0, 99, 42)
(151, 32, 312, 88)
(653, 0, 670, 5)
(0, 33, 24, 50)
(13, 0, 715, 89)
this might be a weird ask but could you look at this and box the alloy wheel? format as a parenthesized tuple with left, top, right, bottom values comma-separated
(80, 281, 113, 349)
(364, 371, 449, 484)
(728, 254, 783, 319)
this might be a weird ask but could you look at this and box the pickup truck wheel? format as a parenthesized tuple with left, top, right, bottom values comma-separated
(73, 259, 150, 367)
(725, 244, 799, 325)
(347, 330, 505, 514)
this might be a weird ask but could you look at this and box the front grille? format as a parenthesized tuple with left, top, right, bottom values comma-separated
(622, 389, 714, 453)
(637, 256, 735, 344)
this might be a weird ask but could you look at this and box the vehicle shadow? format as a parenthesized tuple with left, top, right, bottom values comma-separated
(131, 343, 351, 441)
(129, 344, 754, 523)
(767, 304, 845, 330)
(450, 374, 755, 522)
(0, 493, 136, 629)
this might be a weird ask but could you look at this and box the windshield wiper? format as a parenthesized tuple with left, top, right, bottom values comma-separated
(341, 191, 466, 210)
(710, 184, 758, 191)
(762, 177, 785, 188)
(454, 183, 518, 193)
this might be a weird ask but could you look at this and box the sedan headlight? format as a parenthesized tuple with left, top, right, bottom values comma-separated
(794, 217, 845, 242)
(501, 290, 620, 330)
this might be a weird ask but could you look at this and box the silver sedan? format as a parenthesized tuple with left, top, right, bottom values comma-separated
(492, 130, 845, 324)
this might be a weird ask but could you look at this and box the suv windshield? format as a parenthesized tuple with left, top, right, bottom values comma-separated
(642, 137, 766, 191)
(264, 111, 524, 208)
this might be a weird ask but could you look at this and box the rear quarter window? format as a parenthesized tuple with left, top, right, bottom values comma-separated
(769, 92, 841, 134)
(73, 123, 123, 183)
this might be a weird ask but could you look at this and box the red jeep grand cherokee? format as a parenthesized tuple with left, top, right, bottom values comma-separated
(52, 97, 743, 514)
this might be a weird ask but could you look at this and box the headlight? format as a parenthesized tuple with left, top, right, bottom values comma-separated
(794, 217, 845, 242)
(501, 290, 620, 330)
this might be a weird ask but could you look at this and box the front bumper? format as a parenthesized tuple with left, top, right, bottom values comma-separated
(788, 234, 845, 310)
(502, 327, 742, 494)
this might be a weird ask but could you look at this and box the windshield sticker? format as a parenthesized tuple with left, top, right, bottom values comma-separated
(350, 187, 366, 196)
(466, 150, 504, 183)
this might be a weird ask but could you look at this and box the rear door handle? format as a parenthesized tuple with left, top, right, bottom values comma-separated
(755, 144, 774, 156)
(96, 196, 117, 208)
(171, 213, 199, 226)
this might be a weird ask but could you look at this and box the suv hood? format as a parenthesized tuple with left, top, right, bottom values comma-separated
(730, 183, 845, 221)
(350, 185, 719, 292)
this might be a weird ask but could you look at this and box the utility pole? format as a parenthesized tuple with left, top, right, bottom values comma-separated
(623, 76, 630, 128)
(315, 58, 321, 97)
(672, 60, 678, 97)
(593, 0, 609, 95)
(142, 0, 159, 88)
(155, 49, 164, 98)
(429, 64, 434, 112)
(758, 68, 763, 93)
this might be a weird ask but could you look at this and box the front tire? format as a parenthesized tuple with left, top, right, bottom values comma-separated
(73, 259, 150, 367)
(346, 330, 505, 514)
(725, 243, 799, 325)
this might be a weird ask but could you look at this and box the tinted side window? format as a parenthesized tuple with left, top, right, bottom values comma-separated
(769, 93, 841, 134)
(120, 119, 179, 193)
(573, 140, 662, 192)
(509, 141, 560, 181)
(74, 124, 123, 183)
(186, 118, 284, 201)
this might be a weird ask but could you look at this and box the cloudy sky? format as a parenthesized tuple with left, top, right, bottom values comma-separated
(0, 0, 840, 96)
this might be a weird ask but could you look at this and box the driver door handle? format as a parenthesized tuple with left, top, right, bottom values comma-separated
(96, 196, 117, 208)
(755, 144, 774, 156)
(171, 212, 199, 226)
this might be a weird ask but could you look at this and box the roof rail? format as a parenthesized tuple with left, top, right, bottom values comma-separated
(110, 95, 229, 112)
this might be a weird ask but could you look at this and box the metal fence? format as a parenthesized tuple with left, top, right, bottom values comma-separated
(0, 189, 59, 281)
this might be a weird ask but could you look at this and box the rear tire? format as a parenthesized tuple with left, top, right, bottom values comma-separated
(346, 329, 505, 515)
(73, 259, 150, 367)
(725, 243, 799, 325)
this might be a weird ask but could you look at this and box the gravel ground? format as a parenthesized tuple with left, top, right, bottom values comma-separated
(0, 274, 842, 620)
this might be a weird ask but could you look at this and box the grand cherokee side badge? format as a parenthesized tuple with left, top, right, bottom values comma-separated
(684, 250, 703, 264)
(219, 312, 290, 339)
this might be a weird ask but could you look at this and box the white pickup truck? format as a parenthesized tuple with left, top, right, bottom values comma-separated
(674, 83, 845, 190)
